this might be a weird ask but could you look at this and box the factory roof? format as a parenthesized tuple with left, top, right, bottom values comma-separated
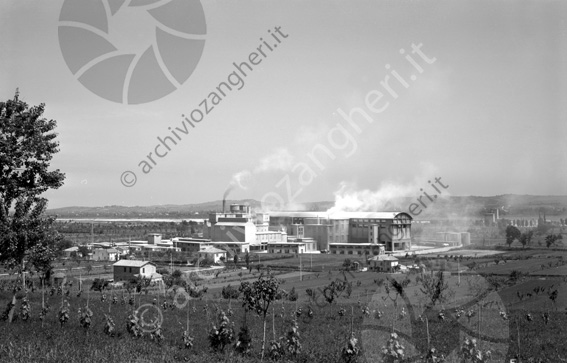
(330, 243, 385, 247)
(200, 246, 227, 254)
(214, 222, 254, 227)
(113, 260, 155, 268)
(368, 255, 398, 261)
(268, 211, 411, 220)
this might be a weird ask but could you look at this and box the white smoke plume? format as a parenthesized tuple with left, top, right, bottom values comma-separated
(327, 181, 415, 213)
(224, 148, 294, 198)
(326, 163, 447, 213)
(253, 148, 294, 173)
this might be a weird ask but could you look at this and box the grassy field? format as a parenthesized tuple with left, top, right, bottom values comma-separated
(2, 247, 567, 362)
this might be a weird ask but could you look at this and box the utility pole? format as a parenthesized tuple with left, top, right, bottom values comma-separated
(299, 254, 302, 281)
(458, 259, 461, 285)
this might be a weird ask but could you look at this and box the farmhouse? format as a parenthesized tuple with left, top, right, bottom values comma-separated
(113, 260, 156, 281)
(368, 254, 399, 272)
(267, 242, 306, 254)
(198, 246, 227, 264)
(93, 248, 119, 261)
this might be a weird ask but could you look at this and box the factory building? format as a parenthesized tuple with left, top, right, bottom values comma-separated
(197, 204, 287, 254)
(269, 211, 412, 253)
(177, 204, 411, 255)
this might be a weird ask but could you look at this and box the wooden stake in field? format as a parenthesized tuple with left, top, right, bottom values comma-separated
(478, 303, 481, 349)
(425, 316, 430, 350)
(272, 306, 276, 341)
(517, 315, 521, 362)
(41, 279, 45, 328)
(187, 304, 194, 334)
(299, 254, 302, 281)
(350, 306, 354, 334)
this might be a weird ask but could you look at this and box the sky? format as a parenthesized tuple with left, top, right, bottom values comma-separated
(1, 0, 566, 210)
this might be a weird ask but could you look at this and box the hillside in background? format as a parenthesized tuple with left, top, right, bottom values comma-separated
(45, 195, 567, 220)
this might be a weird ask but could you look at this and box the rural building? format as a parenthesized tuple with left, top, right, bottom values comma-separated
(330, 243, 385, 256)
(62, 246, 79, 258)
(173, 237, 212, 252)
(267, 242, 306, 254)
(113, 260, 156, 281)
(93, 248, 119, 261)
(368, 254, 399, 272)
(198, 246, 227, 264)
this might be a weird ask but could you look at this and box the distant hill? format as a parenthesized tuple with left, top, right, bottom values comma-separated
(46, 195, 567, 220)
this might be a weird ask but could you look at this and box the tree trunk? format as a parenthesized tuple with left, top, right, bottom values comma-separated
(21, 258, 26, 290)
(7, 294, 16, 323)
(261, 315, 267, 361)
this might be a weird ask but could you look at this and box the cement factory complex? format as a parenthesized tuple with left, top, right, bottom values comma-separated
(75, 203, 472, 270)
(80, 203, 467, 260)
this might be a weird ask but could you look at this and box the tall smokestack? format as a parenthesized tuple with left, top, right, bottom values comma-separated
(223, 185, 234, 213)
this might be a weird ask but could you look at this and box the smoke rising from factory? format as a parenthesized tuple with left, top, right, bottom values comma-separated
(223, 148, 295, 209)
(326, 164, 449, 215)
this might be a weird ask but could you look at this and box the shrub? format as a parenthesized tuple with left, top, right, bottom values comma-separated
(221, 284, 240, 300)
(208, 310, 235, 352)
(288, 287, 298, 302)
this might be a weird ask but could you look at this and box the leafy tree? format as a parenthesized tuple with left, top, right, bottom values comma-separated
(287, 286, 298, 302)
(545, 234, 563, 248)
(285, 318, 302, 357)
(419, 270, 450, 307)
(239, 274, 280, 360)
(55, 238, 73, 252)
(244, 251, 250, 270)
(199, 256, 213, 267)
(172, 269, 182, 279)
(342, 258, 352, 271)
(221, 284, 240, 300)
(0, 91, 65, 286)
(505, 225, 521, 247)
(208, 310, 235, 352)
(519, 230, 534, 249)
(382, 332, 405, 363)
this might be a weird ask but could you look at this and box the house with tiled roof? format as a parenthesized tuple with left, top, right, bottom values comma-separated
(367, 254, 399, 272)
(113, 260, 156, 281)
(198, 246, 227, 264)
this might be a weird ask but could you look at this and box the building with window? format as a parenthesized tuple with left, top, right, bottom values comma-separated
(198, 246, 227, 264)
(113, 260, 156, 281)
(330, 243, 385, 256)
(368, 254, 399, 272)
(269, 211, 412, 252)
(202, 204, 286, 252)
(93, 248, 119, 261)
(267, 242, 306, 254)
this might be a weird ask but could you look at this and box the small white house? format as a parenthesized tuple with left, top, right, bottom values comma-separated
(93, 248, 119, 261)
(113, 260, 156, 281)
(368, 254, 399, 272)
(198, 246, 227, 264)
